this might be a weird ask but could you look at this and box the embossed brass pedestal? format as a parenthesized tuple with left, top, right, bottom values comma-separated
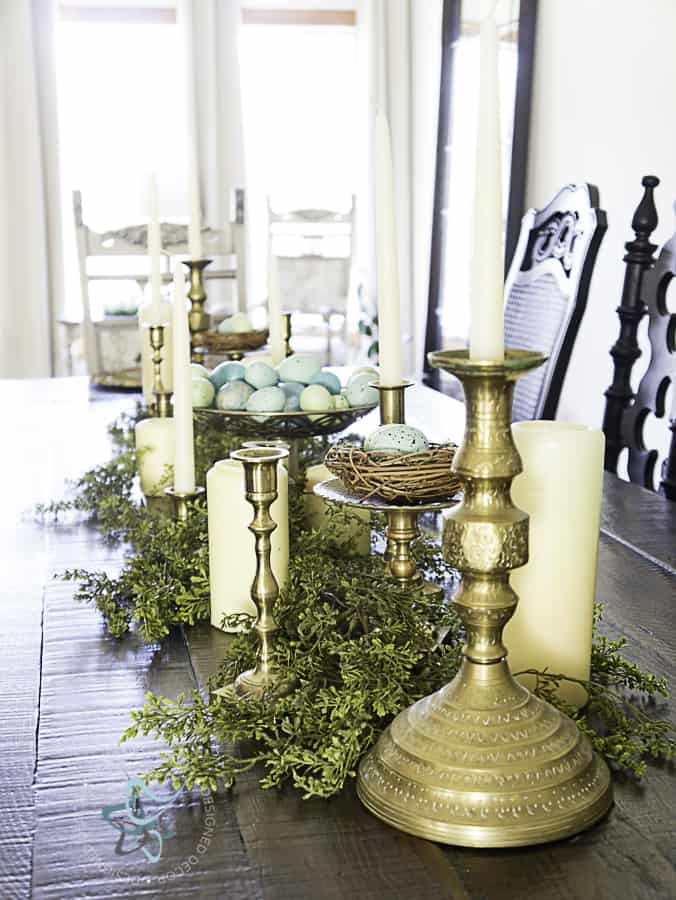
(146, 324, 172, 418)
(213, 447, 291, 701)
(182, 259, 211, 363)
(357, 349, 613, 847)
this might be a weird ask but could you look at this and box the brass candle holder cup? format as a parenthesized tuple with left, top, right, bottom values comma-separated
(357, 349, 613, 848)
(182, 259, 212, 364)
(213, 446, 291, 701)
(164, 485, 205, 523)
(373, 380, 414, 427)
(145, 323, 172, 418)
(282, 312, 294, 358)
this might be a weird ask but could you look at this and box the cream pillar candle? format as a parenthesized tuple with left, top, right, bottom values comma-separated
(134, 418, 174, 496)
(374, 112, 403, 387)
(188, 166, 203, 261)
(207, 458, 289, 631)
(139, 294, 174, 406)
(469, 3, 504, 363)
(267, 250, 285, 365)
(505, 421, 605, 706)
(171, 266, 195, 493)
(304, 464, 370, 554)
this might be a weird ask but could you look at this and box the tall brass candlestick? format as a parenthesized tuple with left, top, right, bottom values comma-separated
(164, 486, 205, 523)
(357, 349, 613, 847)
(182, 259, 212, 364)
(216, 447, 290, 700)
(146, 324, 172, 418)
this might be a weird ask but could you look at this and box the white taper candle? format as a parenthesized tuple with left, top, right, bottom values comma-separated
(374, 111, 403, 387)
(268, 250, 285, 365)
(171, 265, 195, 493)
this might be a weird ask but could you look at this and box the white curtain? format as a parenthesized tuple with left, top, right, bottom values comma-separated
(0, 0, 64, 378)
(356, 0, 442, 377)
(178, 0, 249, 311)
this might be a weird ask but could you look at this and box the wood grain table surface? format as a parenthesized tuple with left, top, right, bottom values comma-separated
(0, 377, 673, 900)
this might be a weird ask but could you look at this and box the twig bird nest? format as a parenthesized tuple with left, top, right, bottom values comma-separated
(200, 329, 269, 352)
(324, 442, 461, 503)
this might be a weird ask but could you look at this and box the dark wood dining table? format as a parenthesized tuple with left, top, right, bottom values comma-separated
(1, 377, 674, 900)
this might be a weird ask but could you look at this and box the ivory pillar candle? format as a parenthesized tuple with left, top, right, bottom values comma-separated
(147, 174, 163, 320)
(188, 167, 202, 261)
(469, 4, 504, 363)
(171, 266, 195, 493)
(139, 295, 174, 406)
(267, 250, 285, 365)
(374, 112, 403, 387)
(304, 464, 371, 554)
(207, 458, 289, 631)
(134, 418, 174, 496)
(505, 421, 605, 706)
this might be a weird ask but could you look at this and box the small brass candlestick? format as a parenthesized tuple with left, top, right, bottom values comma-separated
(282, 312, 293, 357)
(357, 349, 613, 848)
(373, 380, 415, 574)
(182, 259, 212, 364)
(215, 447, 290, 700)
(146, 324, 172, 418)
(165, 485, 205, 522)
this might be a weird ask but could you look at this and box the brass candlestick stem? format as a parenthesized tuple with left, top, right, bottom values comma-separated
(218, 447, 290, 700)
(282, 312, 293, 357)
(182, 259, 212, 364)
(357, 349, 613, 847)
(165, 486, 205, 522)
(146, 324, 172, 418)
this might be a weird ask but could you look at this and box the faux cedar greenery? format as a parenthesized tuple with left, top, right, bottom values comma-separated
(38, 408, 675, 796)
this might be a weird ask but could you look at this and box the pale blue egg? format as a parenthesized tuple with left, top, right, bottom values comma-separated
(246, 386, 286, 413)
(209, 361, 246, 390)
(283, 394, 300, 411)
(192, 376, 216, 408)
(245, 362, 279, 390)
(333, 394, 349, 410)
(365, 424, 430, 454)
(191, 362, 210, 379)
(299, 384, 333, 412)
(310, 370, 342, 395)
(279, 381, 304, 399)
(277, 354, 322, 384)
(345, 374, 379, 407)
(347, 366, 379, 386)
(216, 380, 254, 410)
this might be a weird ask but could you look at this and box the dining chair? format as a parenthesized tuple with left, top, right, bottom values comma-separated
(268, 197, 355, 365)
(72, 189, 246, 376)
(505, 183, 607, 421)
(602, 176, 676, 499)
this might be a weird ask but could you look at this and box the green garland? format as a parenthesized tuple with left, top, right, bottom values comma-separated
(41, 408, 675, 797)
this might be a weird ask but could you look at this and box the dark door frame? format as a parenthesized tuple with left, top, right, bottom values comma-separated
(423, 0, 538, 387)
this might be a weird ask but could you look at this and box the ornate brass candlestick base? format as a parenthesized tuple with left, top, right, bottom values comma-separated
(357, 349, 613, 848)
(214, 447, 291, 700)
(182, 259, 212, 364)
(282, 312, 293, 357)
(165, 486, 205, 522)
(146, 324, 172, 418)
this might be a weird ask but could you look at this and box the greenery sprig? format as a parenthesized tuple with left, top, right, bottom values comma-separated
(41, 407, 675, 797)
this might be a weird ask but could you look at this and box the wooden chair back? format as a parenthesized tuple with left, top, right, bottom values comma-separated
(505, 183, 607, 421)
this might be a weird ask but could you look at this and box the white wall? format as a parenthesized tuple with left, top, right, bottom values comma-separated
(526, 0, 676, 428)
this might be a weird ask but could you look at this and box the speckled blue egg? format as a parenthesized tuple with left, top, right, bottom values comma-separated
(300, 384, 333, 412)
(345, 374, 379, 407)
(365, 424, 430, 454)
(246, 386, 286, 413)
(191, 362, 210, 379)
(310, 370, 342, 395)
(348, 366, 379, 386)
(209, 361, 246, 390)
(192, 376, 216, 408)
(277, 354, 322, 385)
(245, 362, 279, 390)
(216, 380, 254, 410)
